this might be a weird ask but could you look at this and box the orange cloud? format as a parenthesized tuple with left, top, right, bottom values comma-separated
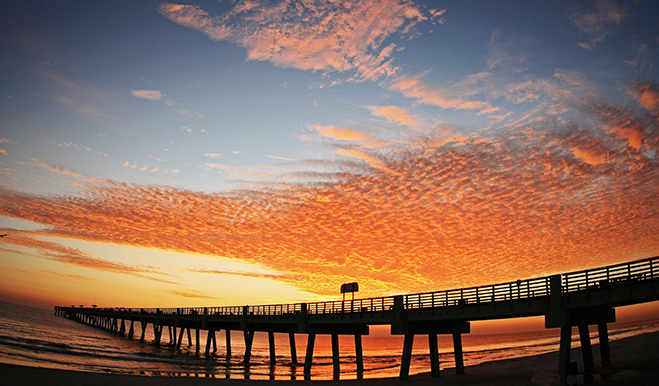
(631, 81, 659, 117)
(313, 125, 370, 141)
(366, 105, 422, 128)
(2, 83, 659, 298)
(130, 90, 162, 100)
(159, 0, 436, 81)
(571, 147, 607, 165)
(390, 74, 495, 112)
(0, 232, 162, 278)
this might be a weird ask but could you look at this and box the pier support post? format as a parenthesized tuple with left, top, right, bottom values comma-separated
(289, 332, 297, 364)
(226, 329, 232, 357)
(429, 333, 440, 378)
(598, 323, 611, 380)
(355, 334, 364, 375)
(140, 310, 146, 341)
(243, 330, 254, 363)
(268, 331, 276, 365)
(578, 325, 595, 384)
(559, 326, 572, 384)
(154, 324, 163, 345)
(546, 307, 615, 385)
(453, 332, 465, 375)
(304, 333, 316, 378)
(399, 333, 414, 380)
(154, 310, 161, 345)
(205, 329, 215, 356)
(128, 320, 134, 338)
(177, 327, 185, 348)
(196, 329, 200, 352)
(331, 333, 340, 380)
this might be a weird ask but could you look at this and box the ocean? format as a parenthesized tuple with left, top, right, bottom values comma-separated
(1, 302, 658, 381)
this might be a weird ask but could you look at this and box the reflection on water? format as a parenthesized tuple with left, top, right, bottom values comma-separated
(1, 302, 658, 380)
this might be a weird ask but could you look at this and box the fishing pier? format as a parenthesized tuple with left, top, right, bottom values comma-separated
(56, 255, 659, 384)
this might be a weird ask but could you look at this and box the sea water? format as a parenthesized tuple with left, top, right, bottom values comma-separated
(1, 302, 658, 381)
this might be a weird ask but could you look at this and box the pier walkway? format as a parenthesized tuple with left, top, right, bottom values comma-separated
(56, 255, 659, 384)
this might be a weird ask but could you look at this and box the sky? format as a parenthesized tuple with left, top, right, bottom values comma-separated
(1, 0, 658, 322)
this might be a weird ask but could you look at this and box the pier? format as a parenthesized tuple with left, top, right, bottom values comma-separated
(56, 255, 659, 384)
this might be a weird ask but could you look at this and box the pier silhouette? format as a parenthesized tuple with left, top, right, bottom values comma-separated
(56, 255, 659, 384)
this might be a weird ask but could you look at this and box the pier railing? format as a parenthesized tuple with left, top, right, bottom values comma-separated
(563, 257, 657, 293)
(66, 255, 659, 318)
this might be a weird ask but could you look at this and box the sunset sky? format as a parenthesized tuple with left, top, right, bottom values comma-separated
(1, 0, 658, 320)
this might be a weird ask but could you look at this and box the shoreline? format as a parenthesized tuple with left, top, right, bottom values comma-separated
(2, 330, 659, 386)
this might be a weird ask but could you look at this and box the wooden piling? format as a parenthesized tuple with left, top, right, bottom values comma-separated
(331, 333, 340, 380)
(452, 332, 465, 374)
(399, 333, 414, 380)
(578, 325, 595, 384)
(598, 323, 611, 380)
(558, 326, 572, 385)
(225, 329, 232, 357)
(177, 327, 185, 348)
(243, 331, 254, 363)
(205, 329, 215, 356)
(429, 333, 440, 378)
(268, 331, 276, 365)
(355, 334, 364, 374)
(304, 333, 316, 378)
(289, 332, 297, 364)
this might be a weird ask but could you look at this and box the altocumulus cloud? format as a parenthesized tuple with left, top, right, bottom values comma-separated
(159, 0, 444, 81)
(131, 90, 163, 100)
(1, 81, 658, 297)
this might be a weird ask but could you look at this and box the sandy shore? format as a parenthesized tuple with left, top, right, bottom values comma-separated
(2, 330, 658, 386)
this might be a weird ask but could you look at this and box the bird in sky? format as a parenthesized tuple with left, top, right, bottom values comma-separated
(0, 234, 7, 238)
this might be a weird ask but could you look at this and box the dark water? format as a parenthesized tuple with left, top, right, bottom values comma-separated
(1, 302, 657, 380)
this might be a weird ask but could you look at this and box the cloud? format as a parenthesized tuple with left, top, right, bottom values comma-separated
(0, 231, 163, 278)
(486, 28, 531, 72)
(571, 0, 629, 50)
(2, 82, 658, 297)
(630, 81, 659, 117)
(159, 0, 439, 81)
(366, 105, 423, 128)
(390, 74, 496, 112)
(178, 109, 203, 119)
(130, 90, 162, 100)
(190, 268, 288, 280)
(28, 68, 121, 130)
(312, 125, 371, 142)
(205, 153, 222, 158)
(204, 163, 230, 170)
(264, 155, 297, 161)
(571, 147, 607, 165)
(167, 290, 224, 300)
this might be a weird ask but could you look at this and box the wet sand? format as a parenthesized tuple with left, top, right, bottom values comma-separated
(2, 330, 658, 386)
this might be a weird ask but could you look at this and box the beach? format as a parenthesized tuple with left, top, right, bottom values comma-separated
(2, 329, 658, 386)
